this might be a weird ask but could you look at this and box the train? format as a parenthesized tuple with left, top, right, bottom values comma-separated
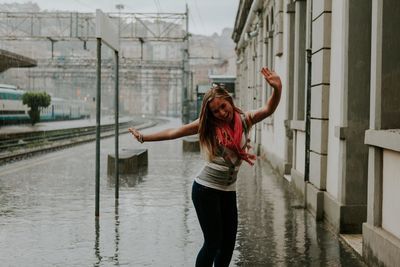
(0, 84, 90, 125)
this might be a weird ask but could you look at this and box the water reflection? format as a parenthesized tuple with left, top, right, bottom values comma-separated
(94, 218, 102, 266)
(234, 161, 365, 266)
(113, 200, 120, 266)
(0, 118, 366, 266)
(107, 167, 147, 188)
(94, 200, 121, 267)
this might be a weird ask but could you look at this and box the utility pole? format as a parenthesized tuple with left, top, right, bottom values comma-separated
(115, 4, 124, 39)
(182, 4, 190, 123)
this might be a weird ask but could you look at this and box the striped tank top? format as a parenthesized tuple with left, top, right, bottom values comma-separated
(195, 113, 250, 191)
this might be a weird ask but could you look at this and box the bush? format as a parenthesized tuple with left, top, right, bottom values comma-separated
(22, 91, 51, 125)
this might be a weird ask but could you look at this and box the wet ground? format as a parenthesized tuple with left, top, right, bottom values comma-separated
(0, 118, 365, 266)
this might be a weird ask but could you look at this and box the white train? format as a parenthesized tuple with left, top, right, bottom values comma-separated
(0, 84, 90, 125)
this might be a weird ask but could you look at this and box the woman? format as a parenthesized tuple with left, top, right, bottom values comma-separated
(128, 67, 282, 267)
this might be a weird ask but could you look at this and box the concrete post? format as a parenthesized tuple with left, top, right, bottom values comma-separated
(363, 0, 400, 265)
(340, 0, 371, 232)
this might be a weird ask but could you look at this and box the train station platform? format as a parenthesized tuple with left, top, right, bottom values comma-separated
(0, 116, 153, 164)
(0, 48, 37, 73)
(0, 117, 366, 266)
(0, 116, 133, 135)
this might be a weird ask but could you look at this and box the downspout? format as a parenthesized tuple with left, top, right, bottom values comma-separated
(304, 0, 313, 207)
(305, 51, 312, 181)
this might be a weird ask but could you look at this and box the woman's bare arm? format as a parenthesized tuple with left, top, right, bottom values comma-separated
(247, 67, 282, 126)
(129, 119, 199, 143)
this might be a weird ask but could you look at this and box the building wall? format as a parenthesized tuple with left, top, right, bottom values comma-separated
(326, 0, 343, 199)
(233, 0, 400, 266)
(232, 0, 298, 175)
(363, 0, 400, 265)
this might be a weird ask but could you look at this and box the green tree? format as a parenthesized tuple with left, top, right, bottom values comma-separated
(22, 91, 51, 125)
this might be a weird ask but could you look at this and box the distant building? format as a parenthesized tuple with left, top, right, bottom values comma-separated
(208, 74, 236, 97)
(233, 1, 400, 266)
(0, 8, 236, 118)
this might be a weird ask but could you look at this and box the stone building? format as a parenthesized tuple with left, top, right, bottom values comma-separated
(232, 0, 400, 266)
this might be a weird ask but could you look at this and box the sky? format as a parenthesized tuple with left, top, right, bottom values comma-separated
(1, 0, 240, 36)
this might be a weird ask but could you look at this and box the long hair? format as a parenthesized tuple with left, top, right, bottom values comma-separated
(198, 85, 241, 160)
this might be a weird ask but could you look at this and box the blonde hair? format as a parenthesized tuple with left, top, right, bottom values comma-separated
(198, 85, 241, 160)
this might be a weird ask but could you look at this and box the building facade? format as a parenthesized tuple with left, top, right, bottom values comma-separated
(232, 0, 400, 266)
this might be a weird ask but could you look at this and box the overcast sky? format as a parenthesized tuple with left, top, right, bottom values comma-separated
(2, 0, 240, 36)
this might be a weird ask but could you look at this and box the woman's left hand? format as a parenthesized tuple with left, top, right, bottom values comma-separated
(261, 67, 282, 90)
(128, 127, 144, 143)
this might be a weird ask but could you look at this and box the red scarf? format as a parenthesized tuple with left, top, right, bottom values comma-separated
(215, 111, 256, 165)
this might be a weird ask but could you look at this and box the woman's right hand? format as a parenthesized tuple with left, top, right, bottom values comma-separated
(128, 127, 144, 143)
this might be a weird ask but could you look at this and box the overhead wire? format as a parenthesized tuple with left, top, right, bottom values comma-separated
(153, 0, 161, 13)
(70, 0, 97, 11)
(184, 0, 215, 60)
(156, 0, 163, 13)
(192, 0, 207, 34)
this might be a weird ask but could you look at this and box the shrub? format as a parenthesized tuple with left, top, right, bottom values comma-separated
(22, 91, 51, 125)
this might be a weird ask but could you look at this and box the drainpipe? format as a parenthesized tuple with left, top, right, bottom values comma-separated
(304, 0, 313, 208)
(304, 49, 312, 182)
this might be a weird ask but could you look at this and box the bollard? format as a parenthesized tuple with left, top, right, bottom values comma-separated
(182, 135, 200, 152)
(107, 148, 148, 176)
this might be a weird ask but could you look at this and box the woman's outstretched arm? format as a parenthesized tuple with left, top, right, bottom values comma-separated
(247, 67, 282, 126)
(129, 119, 199, 143)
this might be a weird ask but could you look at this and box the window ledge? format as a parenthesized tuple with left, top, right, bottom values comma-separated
(365, 129, 400, 152)
(290, 120, 306, 132)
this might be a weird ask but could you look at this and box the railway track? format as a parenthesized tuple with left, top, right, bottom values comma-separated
(0, 119, 158, 164)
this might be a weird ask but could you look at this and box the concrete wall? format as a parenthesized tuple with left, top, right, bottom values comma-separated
(290, 0, 307, 196)
(382, 150, 400, 240)
(234, 0, 291, 177)
(362, 0, 400, 264)
(322, 0, 371, 234)
(265, 0, 288, 170)
(326, 0, 344, 200)
(233, 0, 400, 264)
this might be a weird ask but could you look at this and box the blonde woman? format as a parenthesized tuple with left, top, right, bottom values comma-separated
(129, 67, 282, 267)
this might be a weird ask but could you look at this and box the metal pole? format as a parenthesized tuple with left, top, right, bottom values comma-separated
(114, 50, 119, 199)
(304, 48, 312, 182)
(95, 38, 101, 217)
(183, 4, 190, 123)
(181, 55, 185, 123)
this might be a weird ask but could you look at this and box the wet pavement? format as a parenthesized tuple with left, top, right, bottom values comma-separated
(0, 118, 366, 266)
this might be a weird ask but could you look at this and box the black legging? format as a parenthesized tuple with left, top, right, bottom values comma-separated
(192, 181, 238, 267)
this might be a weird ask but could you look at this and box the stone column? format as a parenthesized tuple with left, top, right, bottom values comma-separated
(324, 0, 372, 234)
(290, 0, 307, 196)
(283, 1, 295, 175)
(307, 0, 332, 220)
(363, 0, 400, 266)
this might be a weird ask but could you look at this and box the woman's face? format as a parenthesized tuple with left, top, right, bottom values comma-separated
(208, 97, 234, 123)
